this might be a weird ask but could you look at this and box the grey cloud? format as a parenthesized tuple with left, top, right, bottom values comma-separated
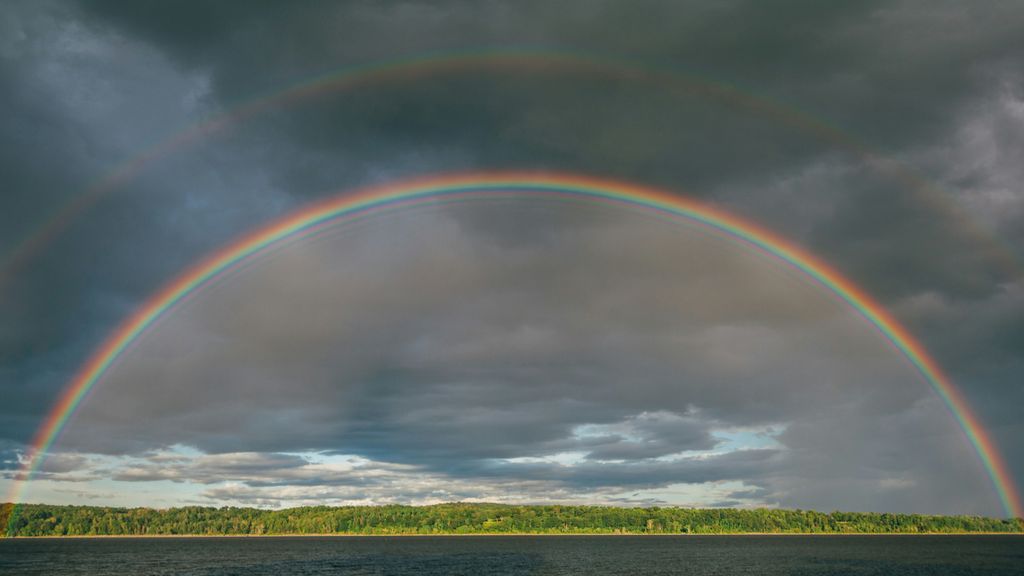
(94, 447, 780, 508)
(2, 0, 1022, 516)
(35, 453, 90, 474)
(577, 411, 717, 461)
(465, 449, 782, 492)
(3, 451, 101, 484)
(40, 201, 1002, 514)
(113, 452, 311, 484)
(61, 205, 916, 449)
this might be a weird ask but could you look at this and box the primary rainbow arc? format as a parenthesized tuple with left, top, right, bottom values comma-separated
(8, 172, 1021, 524)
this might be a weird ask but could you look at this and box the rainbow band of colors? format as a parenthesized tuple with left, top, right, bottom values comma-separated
(9, 172, 1021, 522)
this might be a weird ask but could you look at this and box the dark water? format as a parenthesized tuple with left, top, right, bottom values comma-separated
(2, 535, 1022, 575)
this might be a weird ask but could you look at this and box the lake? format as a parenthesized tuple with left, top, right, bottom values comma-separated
(2, 535, 1022, 575)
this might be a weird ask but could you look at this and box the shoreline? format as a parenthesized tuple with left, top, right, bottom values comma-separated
(6, 532, 1023, 539)
(7, 503, 1019, 539)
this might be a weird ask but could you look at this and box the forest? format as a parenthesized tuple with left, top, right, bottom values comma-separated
(3, 503, 1022, 537)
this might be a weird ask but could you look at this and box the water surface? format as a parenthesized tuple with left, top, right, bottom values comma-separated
(2, 535, 1022, 575)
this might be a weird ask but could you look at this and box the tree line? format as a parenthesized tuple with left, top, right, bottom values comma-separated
(3, 503, 1021, 537)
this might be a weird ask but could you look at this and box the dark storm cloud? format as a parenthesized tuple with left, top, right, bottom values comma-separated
(0, 0, 307, 445)
(0, 441, 25, 472)
(69, 1, 1021, 148)
(68, 0, 1024, 291)
(1, 0, 1023, 515)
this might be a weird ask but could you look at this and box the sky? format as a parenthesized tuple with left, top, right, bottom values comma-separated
(1, 0, 1023, 516)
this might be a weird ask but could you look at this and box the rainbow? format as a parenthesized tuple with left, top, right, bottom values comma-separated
(6, 172, 1020, 534)
(2, 48, 1018, 289)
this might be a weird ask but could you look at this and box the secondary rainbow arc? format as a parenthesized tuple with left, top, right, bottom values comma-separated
(3, 47, 1019, 290)
(7, 172, 1020, 529)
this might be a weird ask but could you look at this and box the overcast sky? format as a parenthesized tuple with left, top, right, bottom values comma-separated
(2, 0, 1023, 516)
